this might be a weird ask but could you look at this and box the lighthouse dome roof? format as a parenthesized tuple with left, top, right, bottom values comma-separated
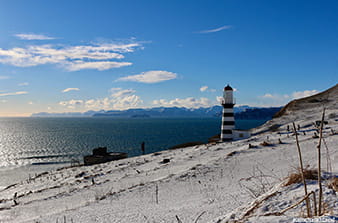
(224, 84, 233, 91)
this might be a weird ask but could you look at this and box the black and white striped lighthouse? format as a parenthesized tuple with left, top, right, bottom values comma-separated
(221, 84, 235, 142)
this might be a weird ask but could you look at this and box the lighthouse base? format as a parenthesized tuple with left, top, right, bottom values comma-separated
(220, 130, 251, 142)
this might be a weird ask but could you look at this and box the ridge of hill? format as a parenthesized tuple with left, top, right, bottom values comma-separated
(274, 83, 338, 118)
(253, 83, 338, 135)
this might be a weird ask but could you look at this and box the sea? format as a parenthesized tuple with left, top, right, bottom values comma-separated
(0, 117, 268, 187)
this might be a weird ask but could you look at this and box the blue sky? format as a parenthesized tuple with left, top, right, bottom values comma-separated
(0, 0, 337, 116)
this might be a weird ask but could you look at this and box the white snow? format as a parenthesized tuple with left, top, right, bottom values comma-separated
(0, 99, 337, 222)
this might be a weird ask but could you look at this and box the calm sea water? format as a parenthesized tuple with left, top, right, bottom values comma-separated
(0, 117, 267, 168)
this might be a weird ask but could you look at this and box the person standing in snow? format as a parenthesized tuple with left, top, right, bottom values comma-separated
(141, 142, 145, 155)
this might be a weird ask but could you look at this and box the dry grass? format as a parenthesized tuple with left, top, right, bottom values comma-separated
(248, 143, 257, 149)
(260, 141, 272, 146)
(208, 134, 220, 143)
(327, 177, 338, 192)
(226, 151, 238, 157)
(284, 169, 318, 186)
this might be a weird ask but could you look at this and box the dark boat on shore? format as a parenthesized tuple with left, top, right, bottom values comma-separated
(84, 147, 128, 165)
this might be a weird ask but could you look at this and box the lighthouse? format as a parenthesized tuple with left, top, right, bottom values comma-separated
(221, 84, 235, 142)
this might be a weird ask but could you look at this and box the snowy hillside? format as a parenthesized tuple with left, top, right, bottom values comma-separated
(253, 84, 338, 135)
(0, 85, 337, 223)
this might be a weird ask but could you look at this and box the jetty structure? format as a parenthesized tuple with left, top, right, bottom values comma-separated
(220, 84, 250, 142)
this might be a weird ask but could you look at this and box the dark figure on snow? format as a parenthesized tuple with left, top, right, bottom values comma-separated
(141, 142, 145, 155)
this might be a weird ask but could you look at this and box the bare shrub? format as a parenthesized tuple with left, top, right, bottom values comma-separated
(328, 112, 336, 119)
(260, 141, 272, 146)
(226, 151, 238, 157)
(248, 143, 257, 149)
(327, 177, 338, 192)
(269, 124, 281, 132)
(239, 166, 277, 198)
(284, 169, 318, 186)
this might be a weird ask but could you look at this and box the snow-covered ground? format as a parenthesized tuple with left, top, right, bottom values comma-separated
(0, 93, 337, 222)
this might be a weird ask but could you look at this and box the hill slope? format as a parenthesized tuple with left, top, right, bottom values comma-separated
(274, 83, 338, 118)
(253, 83, 338, 135)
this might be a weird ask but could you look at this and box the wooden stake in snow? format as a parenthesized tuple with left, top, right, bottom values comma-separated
(175, 215, 183, 223)
(155, 184, 159, 204)
(323, 138, 333, 176)
(312, 190, 317, 216)
(292, 122, 311, 217)
(194, 211, 206, 223)
(317, 108, 325, 215)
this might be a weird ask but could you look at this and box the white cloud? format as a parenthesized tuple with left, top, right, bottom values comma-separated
(261, 93, 289, 100)
(110, 88, 136, 97)
(0, 91, 28, 97)
(18, 82, 29, 86)
(216, 96, 223, 103)
(291, 90, 318, 99)
(59, 99, 84, 109)
(153, 97, 212, 108)
(200, 85, 216, 93)
(197, 25, 232, 33)
(28, 101, 33, 105)
(262, 93, 273, 98)
(66, 61, 132, 71)
(14, 33, 56, 40)
(261, 89, 318, 101)
(117, 70, 177, 83)
(62, 88, 80, 93)
(257, 89, 319, 106)
(0, 41, 141, 71)
(0, 76, 10, 80)
(1, 100, 7, 103)
(59, 99, 83, 106)
(200, 86, 208, 92)
(59, 88, 143, 110)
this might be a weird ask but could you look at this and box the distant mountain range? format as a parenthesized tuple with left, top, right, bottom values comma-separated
(31, 105, 282, 120)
